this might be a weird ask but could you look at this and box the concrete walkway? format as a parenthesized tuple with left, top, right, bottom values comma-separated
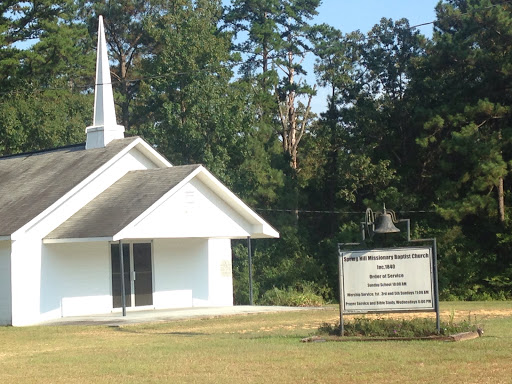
(39, 306, 316, 326)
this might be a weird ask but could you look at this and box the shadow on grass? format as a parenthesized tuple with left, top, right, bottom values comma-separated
(114, 327, 208, 337)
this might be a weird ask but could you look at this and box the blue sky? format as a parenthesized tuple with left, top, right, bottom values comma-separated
(313, 0, 439, 36)
(307, 0, 440, 112)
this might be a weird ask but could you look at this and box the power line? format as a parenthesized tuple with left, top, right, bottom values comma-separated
(0, 68, 234, 97)
(254, 208, 436, 215)
(410, 21, 435, 29)
(409, 0, 512, 30)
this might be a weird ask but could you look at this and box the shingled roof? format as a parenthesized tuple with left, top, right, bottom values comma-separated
(0, 137, 138, 236)
(45, 165, 201, 240)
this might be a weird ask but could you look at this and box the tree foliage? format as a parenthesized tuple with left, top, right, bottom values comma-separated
(410, 0, 512, 298)
(0, 0, 93, 155)
(224, 0, 320, 171)
(1, 0, 512, 301)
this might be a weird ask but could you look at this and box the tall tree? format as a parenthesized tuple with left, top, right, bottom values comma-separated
(224, 0, 320, 171)
(410, 0, 512, 298)
(310, 19, 424, 214)
(135, 0, 245, 186)
(1, 0, 92, 90)
(0, 0, 94, 155)
(78, 0, 169, 131)
(416, 0, 512, 225)
(273, 0, 319, 171)
(223, 0, 281, 78)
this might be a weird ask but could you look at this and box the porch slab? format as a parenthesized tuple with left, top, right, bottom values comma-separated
(38, 306, 318, 326)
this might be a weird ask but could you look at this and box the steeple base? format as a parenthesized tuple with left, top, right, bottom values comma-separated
(86, 125, 125, 149)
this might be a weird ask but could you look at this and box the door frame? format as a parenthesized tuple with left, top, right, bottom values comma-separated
(110, 240, 155, 311)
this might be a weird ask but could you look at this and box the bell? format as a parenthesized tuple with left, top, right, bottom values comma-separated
(373, 212, 400, 234)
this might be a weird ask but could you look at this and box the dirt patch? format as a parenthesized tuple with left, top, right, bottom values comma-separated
(301, 330, 482, 343)
(305, 307, 510, 337)
(359, 308, 512, 321)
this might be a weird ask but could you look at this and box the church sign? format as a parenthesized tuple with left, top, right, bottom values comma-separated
(338, 247, 435, 313)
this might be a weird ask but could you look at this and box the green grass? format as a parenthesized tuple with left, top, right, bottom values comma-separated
(1, 301, 511, 383)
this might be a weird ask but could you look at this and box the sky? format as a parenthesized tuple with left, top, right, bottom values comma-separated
(313, 0, 440, 37)
(305, 0, 441, 112)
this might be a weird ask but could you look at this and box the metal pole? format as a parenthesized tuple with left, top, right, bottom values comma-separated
(338, 254, 344, 336)
(119, 240, 127, 317)
(247, 236, 253, 306)
(397, 218, 411, 241)
(432, 238, 440, 334)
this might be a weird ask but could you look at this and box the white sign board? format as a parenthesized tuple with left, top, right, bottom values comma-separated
(339, 247, 434, 313)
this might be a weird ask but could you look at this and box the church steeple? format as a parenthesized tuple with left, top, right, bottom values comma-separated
(86, 15, 125, 149)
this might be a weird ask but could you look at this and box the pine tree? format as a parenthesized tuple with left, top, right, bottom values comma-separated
(0, 0, 94, 155)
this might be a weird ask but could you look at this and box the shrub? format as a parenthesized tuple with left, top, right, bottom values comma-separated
(318, 317, 477, 337)
(259, 282, 325, 307)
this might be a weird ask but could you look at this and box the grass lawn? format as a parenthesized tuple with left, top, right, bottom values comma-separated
(1, 301, 511, 384)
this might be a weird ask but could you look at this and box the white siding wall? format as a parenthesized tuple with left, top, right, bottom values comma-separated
(10, 237, 233, 325)
(119, 179, 252, 240)
(11, 240, 112, 326)
(153, 238, 233, 308)
(10, 238, 42, 326)
(207, 239, 233, 306)
(40, 242, 111, 319)
(153, 239, 208, 308)
(0, 241, 11, 325)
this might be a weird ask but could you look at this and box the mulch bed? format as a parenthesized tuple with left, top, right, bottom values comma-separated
(301, 331, 481, 342)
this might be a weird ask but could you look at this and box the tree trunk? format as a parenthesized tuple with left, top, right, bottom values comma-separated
(287, 44, 297, 170)
(262, 12, 269, 76)
(498, 176, 505, 223)
(498, 128, 505, 224)
(119, 53, 130, 130)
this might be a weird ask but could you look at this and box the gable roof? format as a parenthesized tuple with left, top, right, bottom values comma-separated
(45, 165, 201, 240)
(0, 137, 139, 236)
(45, 164, 279, 242)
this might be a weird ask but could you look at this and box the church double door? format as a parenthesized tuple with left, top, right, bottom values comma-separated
(111, 242, 153, 308)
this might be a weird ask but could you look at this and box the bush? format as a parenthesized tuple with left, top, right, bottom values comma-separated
(259, 282, 325, 307)
(318, 317, 477, 337)
(439, 284, 511, 301)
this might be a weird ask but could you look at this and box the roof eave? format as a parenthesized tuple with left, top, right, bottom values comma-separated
(43, 236, 114, 244)
(134, 139, 172, 168)
(252, 224, 280, 239)
(42, 164, 279, 243)
(195, 168, 280, 238)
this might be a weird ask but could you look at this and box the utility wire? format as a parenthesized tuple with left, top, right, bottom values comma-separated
(0, 69, 233, 97)
(254, 208, 436, 215)
(409, 0, 512, 29)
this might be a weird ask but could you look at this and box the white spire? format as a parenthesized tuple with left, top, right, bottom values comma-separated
(86, 15, 125, 149)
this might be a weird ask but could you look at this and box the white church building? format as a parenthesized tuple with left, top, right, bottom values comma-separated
(0, 17, 278, 326)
